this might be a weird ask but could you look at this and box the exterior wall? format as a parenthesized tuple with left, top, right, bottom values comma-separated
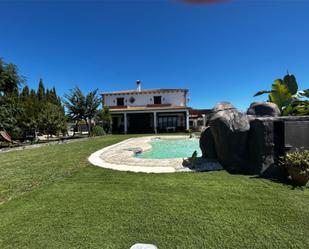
(103, 91, 187, 107)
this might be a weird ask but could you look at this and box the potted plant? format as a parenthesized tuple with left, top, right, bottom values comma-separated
(280, 149, 309, 186)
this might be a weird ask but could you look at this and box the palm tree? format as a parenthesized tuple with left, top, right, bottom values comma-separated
(64, 87, 101, 136)
(84, 89, 101, 134)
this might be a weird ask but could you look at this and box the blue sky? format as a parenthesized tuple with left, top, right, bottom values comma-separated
(0, 0, 308, 110)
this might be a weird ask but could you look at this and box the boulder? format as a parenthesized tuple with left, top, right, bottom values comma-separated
(209, 102, 250, 172)
(247, 102, 280, 117)
(212, 101, 235, 113)
(247, 118, 276, 174)
(200, 127, 217, 159)
(247, 117, 288, 178)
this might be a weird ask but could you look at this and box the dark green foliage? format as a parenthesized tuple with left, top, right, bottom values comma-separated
(0, 57, 66, 140)
(46, 87, 62, 106)
(37, 78, 45, 101)
(38, 103, 67, 136)
(283, 73, 298, 95)
(85, 89, 101, 132)
(64, 87, 87, 122)
(0, 58, 24, 96)
(20, 85, 30, 98)
(0, 96, 22, 138)
(96, 106, 112, 133)
(282, 100, 309, 116)
(92, 125, 106, 136)
(19, 80, 66, 138)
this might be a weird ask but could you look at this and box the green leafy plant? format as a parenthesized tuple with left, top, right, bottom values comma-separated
(280, 149, 309, 186)
(268, 79, 292, 110)
(280, 149, 309, 176)
(96, 107, 112, 133)
(92, 125, 106, 136)
(186, 128, 192, 134)
(282, 100, 309, 116)
(254, 72, 309, 115)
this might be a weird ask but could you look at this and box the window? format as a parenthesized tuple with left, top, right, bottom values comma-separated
(117, 98, 124, 106)
(158, 116, 177, 129)
(154, 96, 162, 104)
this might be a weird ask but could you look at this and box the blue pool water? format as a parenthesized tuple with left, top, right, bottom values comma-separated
(137, 138, 202, 159)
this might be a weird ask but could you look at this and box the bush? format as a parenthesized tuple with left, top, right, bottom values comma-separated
(95, 107, 112, 133)
(280, 149, 309, 176)
(186, 129, 192, 134)
(92, 125, 106, 136)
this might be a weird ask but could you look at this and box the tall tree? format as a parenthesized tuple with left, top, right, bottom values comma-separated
(18, 87, 39, 138)
(0, 58, 5, 95)
(0, 58, 24, 96)
(0, 57, 67, 140)
(85, 89, 101, 133)
(0, 58, 24, 138)
(20, 85, 30, 99)
(38, 103, 67, 137)
(64, 87, 101, 136)
(37, 78, 45, 101)
(0, 96, 22, 138)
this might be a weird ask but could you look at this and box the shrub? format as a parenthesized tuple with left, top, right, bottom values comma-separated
(280, 149, 309, 176)
(95, 107, 112, 133)
(92, 125, 106, 137)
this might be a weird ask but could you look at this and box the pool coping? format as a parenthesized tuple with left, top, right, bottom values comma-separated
(88, 136, 223, 173)
(88, 136, 190, 173)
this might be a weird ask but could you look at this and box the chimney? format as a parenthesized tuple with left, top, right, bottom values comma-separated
(136, 80, 141, 91)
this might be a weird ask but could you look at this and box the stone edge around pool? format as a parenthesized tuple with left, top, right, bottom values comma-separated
(88, 136, 193, 173)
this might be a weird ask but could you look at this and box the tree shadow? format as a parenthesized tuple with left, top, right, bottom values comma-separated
(249, 175, 308, 190)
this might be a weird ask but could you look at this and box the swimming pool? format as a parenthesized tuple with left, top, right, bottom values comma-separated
(137, 138, 202, 159)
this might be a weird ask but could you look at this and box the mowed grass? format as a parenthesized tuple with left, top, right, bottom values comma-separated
(0, 136, 309, 249)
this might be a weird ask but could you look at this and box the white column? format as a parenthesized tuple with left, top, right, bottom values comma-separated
(186, 110, 190, 130)
(124, 113, 127, 134)
(202, 114, 206, 127)
(153, 112, 157, 134)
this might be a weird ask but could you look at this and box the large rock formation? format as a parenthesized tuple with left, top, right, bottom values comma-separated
(247, 102, 280, 117)
(206, 102, 250, 172)
(247, 118, 276, 175)
(200, 101, 308, 178)
(199, 127, 216, 159)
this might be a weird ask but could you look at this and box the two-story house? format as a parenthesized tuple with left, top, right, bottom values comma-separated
(102, 81, 190, 134)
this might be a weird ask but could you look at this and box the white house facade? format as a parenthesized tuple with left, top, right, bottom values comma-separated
(102, 81, 190, 134)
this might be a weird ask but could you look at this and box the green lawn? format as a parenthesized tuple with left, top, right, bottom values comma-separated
(0, 135, 308, 249)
